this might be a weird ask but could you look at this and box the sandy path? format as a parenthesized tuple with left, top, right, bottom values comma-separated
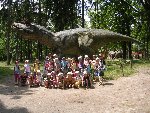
(0, 67, 150, 113)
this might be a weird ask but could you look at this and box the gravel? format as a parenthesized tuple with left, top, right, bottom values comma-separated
(0, 67, 150, 113)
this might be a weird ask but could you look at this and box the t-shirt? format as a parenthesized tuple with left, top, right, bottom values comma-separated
(78, 62, 83, 69)
(84, 60, 90, 67)
(24, 64, 30, 72)
(14, 65, 20, 74)
(61, 60, 67, 68)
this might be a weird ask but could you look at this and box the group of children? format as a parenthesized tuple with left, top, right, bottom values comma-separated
(14, 53, 106, 88)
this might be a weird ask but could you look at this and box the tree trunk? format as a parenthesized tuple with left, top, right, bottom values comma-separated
(126, 20, 132, 59)
(140, 0, 150, 59)
(37, 41, 40, 60)
(20, 38, 23, 62)
(146, 36, 149, 59)
(6, 33, 10, 65)
(27, 40, 30, 60)
(128, 42, 132, 59)
(45, 46, 48, 57)
(82, 0, 84, 28)
(30, 42, 33, 61)
(40, 44, 43, 60)
(37, 0, 42, 60)
(16, 34, 19, 60)
(147, 15, 150, 59)
(122, 41, 127, 59)
(25, 40, 28, 59)
(6, 0, 12, 65)
(36, 42, 39, 59)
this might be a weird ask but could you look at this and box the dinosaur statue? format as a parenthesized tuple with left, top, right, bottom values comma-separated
(12, 22, 139, 55)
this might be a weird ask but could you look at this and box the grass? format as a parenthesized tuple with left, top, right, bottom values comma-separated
(104, 59, 150, 80)
(0, 59, 150, 82)
(104, 63, 134, 80)
(0, 61, 44, 83)
(0, 62, 14, 82)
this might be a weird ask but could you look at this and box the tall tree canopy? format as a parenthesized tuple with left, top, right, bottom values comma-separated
(88, 0, 149, 58)
(0, 0, 149, 64)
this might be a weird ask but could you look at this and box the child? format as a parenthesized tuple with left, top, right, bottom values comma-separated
(84, 55, 91, 74)
(78, 56, 84, 73)
(61, 57, 68, 74)
(83, 71, 91, 88)
(33, 59, 40, 79)
(14, 60, 20, 85)
(24, 60, 31, 77)
(71, 58, 78, 73)
(36, 70, 42, 86)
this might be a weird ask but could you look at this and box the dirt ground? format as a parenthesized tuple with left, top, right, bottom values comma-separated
(0, 67, 150, 113)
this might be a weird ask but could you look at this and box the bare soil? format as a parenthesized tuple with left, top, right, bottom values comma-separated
(0, 67, 150, 113)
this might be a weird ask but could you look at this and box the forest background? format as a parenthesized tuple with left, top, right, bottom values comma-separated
(0, 0, 150, 65)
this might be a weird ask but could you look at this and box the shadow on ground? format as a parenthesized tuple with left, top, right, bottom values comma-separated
(0, 100, 30, 113)
(0, 75, 34, 99)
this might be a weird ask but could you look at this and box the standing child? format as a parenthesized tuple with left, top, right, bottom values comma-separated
(84, 55, 91, 74)
(14, 60, 20, 85)
(24, 60, 31, 77)
(33, 59, 40, 79)
(61, 57, 68, 74)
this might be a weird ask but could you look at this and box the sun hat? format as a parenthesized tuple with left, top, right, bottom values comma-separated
(67, 72, 73, 75)
(47, 73, 51, 76)
(92, 60, 96, 63)
(58, 72, 63, 76)
(37, 70, 40, 73)
(53, 54, 57, 57)
(85, 55, 88, 58)
(62, 57, 65, 59)
(15, 60, 19, 64)
(25, 60, 29, 62)
(83, 71, 87, 75)
(78, 55, 82, 59)
(96, 57, 99, 60)
(99, 53, 102, 56)
(46, 56, 49, 60)
(67, 57, 71, 60)
(51, 71, 55, 73)
(75, 71, 80, 74)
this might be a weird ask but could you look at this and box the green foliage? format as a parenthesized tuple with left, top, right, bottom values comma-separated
(104, 59, 150, 80)
(0, 32, 6, 61)
(0, 60, 150, 82)
(0, 0, 150, 63)
(0, 62, 14, 82)
(50, 0, 78, 31)
(0, 0, 81, 63)
(87, 0, 150, 58)
(0, 42, 7, 61)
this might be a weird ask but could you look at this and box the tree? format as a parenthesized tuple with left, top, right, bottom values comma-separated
(139, 0, 150, 58)
(1, 0, 13, 65)
(50, 0, 79, 31)
(88, 0, 146, 59)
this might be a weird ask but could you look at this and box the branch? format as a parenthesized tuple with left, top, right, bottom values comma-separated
(140, 0, 150, 10)
(122, 0, 140, 13)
